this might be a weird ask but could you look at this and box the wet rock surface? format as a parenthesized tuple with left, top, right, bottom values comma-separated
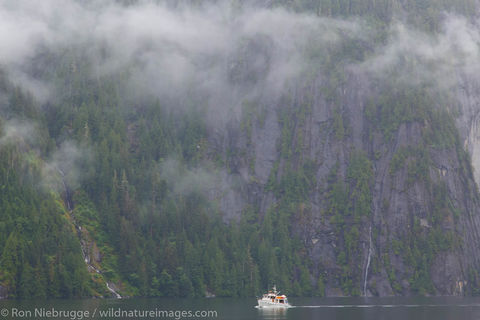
(208, 69, 480, 296)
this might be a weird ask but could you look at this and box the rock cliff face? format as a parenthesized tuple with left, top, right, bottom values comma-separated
(208, 68, 480, 296)
(456, 76, 480, 186)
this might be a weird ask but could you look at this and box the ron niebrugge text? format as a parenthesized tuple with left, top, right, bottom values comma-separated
(1, 307, 218, 319)
(5, 308, 91, 320)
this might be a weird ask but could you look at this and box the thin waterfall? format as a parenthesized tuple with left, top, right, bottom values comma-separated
(363, 225, 372, 296)
(57, 166, 121, 299)
(106, 283, 122, 299)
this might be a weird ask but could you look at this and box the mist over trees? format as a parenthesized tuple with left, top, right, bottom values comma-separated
(1, 0, 480, 298)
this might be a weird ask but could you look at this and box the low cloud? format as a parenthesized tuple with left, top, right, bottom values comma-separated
(357, 15, 480, 91)
(159, 157, 216, 196)
(2, 1, 479, 114)
(0, 0, 362, 124)
(0, 120, 92, 194)
(42, 141, 93, 193)
(0, 119, 37, 147)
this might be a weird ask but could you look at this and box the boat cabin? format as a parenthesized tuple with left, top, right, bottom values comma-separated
(262, 292, 288, 304)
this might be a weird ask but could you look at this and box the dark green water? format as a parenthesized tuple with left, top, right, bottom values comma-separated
(1, 297, 480, 320)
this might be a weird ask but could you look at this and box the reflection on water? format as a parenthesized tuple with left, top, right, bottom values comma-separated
(256, 307, 288, 319)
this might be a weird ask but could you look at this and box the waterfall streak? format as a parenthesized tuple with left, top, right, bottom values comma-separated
(363, 225, 373, 296)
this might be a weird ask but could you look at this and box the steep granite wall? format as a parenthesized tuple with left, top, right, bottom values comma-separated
(209, 69, 480, 296)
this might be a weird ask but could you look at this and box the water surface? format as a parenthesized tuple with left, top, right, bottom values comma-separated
(1, 296, 480, 319)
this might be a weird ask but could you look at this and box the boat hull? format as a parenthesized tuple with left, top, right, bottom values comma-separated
(257, 299, 291, 308)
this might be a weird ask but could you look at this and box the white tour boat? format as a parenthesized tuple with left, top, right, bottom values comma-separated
(257, 286, 291, 308)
